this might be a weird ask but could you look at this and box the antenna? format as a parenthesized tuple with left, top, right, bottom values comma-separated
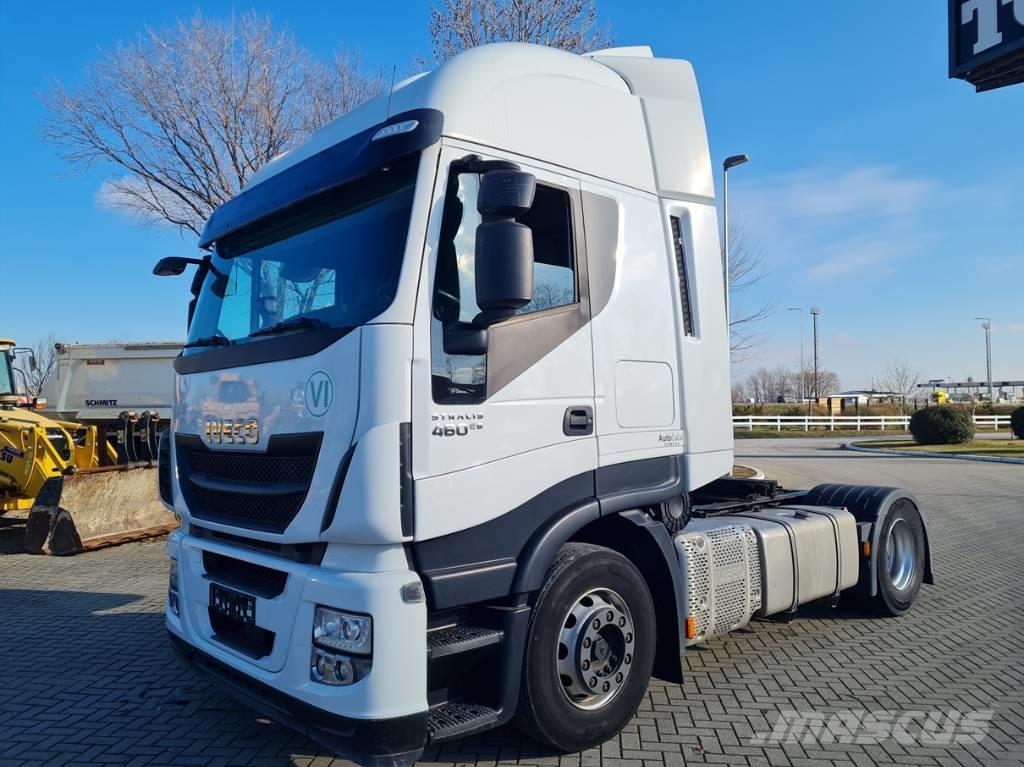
(385, 65, 397, 119)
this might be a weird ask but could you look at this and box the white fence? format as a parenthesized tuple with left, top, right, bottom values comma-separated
(733, 414, 1012, 432)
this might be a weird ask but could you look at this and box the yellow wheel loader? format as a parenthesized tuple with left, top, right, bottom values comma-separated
(0, 339, 177, 554)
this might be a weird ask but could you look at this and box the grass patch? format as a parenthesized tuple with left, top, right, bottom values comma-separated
(851, 440, 1024, 457)
(735, 428, 910, 439)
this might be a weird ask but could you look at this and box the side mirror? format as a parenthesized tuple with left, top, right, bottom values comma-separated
(13, 347, 37, 372)
(474, 170, 536, 326)
(153, 256, 204, 277)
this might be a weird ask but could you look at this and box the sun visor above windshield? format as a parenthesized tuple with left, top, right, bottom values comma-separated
(198, 108, 443, 249)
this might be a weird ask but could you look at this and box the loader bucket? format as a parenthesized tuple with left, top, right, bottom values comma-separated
(24, 465, 178, 555)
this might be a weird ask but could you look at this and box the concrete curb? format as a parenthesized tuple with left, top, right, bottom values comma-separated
(732, 464, 766, 479)
(843, 442, 1024, 465)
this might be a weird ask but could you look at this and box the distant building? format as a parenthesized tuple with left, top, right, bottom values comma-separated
(810, 390, 901, 414)
(917, 379, 1024, 403)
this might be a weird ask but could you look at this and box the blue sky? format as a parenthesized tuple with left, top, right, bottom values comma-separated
(1, 1, 1021, 389)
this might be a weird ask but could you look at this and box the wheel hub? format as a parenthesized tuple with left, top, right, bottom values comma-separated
(556, 588, 635, 710)
(886, 517, 917, 591)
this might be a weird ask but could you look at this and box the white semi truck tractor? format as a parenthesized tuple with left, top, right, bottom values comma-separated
(158, 43, 934, 766)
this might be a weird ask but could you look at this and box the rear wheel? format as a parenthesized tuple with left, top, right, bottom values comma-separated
(870, 500, 925, 615)
(514, 543, 655, 751)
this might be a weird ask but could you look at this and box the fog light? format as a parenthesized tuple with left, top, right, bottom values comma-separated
(313, 607, 372, 655)
(311, 648, 370, 686)
(168, 590, 180, 616)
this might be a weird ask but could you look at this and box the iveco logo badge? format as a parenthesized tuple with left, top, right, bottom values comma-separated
(305, 370, 333, 417)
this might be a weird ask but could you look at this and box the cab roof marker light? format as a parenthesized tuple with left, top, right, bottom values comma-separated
(371, 120, 419, 142)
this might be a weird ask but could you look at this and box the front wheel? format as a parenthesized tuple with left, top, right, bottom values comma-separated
(514, 543, 655, 751)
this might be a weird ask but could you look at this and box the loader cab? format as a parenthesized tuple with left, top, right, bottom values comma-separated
(0, 343, 16, 408)
(0, 342, 15, 396)
(0, 340, 33, 408)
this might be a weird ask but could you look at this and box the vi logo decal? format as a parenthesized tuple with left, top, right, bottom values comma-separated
(305, 370, 334, 417)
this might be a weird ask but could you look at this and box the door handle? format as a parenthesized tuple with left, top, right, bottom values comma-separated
(563, 406, 594, 436)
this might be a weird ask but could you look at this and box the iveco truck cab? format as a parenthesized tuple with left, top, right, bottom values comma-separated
(160, 43, 933, 766)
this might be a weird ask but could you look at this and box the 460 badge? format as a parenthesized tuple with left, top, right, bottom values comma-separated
(431, 412, 484, 437)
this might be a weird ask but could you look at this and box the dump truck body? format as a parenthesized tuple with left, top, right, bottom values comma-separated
(41, 341, 181, 424)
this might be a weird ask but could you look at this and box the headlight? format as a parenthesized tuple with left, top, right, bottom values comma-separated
(313, 607, 372, 655)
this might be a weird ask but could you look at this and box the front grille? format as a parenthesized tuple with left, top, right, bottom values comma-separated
(176, 433, 322, 533)
(203, 550, 288, 598)
(188, 451, 316, 485)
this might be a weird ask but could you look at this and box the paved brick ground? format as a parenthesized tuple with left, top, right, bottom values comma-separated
(1, 438, 1022, 766)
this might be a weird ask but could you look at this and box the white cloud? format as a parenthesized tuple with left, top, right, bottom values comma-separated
(733, 165, 937, 242)
(801, 235, 923, 283)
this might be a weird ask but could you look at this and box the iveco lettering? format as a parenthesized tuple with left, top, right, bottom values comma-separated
(156, 43, 934, 767)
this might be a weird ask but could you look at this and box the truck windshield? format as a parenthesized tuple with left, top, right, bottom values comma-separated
(0, 351, 14, 396)
(185, 154, 418, 353)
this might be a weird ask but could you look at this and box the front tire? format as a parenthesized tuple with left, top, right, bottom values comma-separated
(514, 543, 655, 752)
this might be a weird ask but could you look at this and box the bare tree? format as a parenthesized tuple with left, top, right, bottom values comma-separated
(744, 365, 839, 404)
(745, 366, 796, 403)
(875, 360, 922, 415)
(799, 366, 840, 400)
(726, 224, 772, 360)
(17, 335, 58, 399)
(305, 50, 388, 135)
(42, 13, 385, 237)
(429, 0, 613, 62)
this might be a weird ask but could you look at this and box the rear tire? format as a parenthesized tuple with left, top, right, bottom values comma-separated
(870, 499, 925, 616)
(514, 543, 655, 752)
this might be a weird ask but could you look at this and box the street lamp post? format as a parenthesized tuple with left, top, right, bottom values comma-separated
(722, 154, 750, 329)
(974, 317, 994, 402)
(788, 307, 806, 412)
(810, 307, 821, 400)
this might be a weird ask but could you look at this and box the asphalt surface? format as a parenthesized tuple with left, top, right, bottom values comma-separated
(1, 437, 1022, 766)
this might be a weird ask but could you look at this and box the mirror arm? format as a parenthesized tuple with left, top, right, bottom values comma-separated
(451, 154, 521, 175)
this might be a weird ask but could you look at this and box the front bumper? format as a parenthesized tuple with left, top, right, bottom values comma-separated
(166, 530, 428, 765)
(169, 632, 426, 767)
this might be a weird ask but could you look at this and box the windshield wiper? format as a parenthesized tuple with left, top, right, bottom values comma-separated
(248, 316, 327, 338)
(182, 334, 232, 349)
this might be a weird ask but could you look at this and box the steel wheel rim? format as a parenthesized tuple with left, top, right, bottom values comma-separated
(886, 518, 916, 591)
(556, 587, 635, 711)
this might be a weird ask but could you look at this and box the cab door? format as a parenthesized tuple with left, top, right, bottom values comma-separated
(411, 143, 597, 542)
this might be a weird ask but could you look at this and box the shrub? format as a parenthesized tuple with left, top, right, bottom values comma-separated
(909, 406, 975, 445)
(1011, 407, 1024, 439)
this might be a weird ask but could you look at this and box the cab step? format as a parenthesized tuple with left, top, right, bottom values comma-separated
(427, 701, 501, 741)
(427, 624, 503, 660)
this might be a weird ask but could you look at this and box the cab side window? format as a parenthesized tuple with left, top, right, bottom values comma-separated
(431, 171, 577, 403)
(516, 185, 576, 314)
